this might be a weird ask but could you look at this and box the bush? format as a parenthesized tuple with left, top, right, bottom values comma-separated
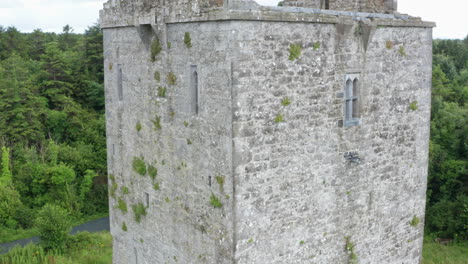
(35, 204, 71, 251)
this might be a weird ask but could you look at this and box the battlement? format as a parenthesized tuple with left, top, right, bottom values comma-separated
(281, 0, 397, 13)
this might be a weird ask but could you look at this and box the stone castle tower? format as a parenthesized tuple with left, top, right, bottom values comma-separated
(101, 0, 434, 263)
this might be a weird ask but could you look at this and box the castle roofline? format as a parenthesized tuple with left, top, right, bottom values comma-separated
(100, 0, 435, 29)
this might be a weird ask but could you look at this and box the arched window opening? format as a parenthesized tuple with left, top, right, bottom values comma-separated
(344, 74, 360, 127)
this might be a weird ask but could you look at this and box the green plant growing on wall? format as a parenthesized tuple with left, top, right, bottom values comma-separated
(153, 182, 160, 191)
(148, 165, 157, 180)
(183, 121, 189, 127)
(165, 197, 171, 203)
(151, 37, 162, 62)
(136, 122, 142, 132)
(247, 238, 254, 243)
(117, 198, 128, 214)
(167, 72, 177, 85)
(289, 44, 302, 61)
(409, 101, 418, 111)
(167, 42, 172, 49)
(154, 71, 161, 82)
(110, 182, 118, 199)
(385, 40, 394, 50)
(313, 42, 320, 50)
(354, 24, 362, 36)
(216, 175, 225, 192)
(210, 193, 223, 208)
(410, 216, 420, 227)
(281, 97, 291, 106)
(122, 222, 127, 231)
(158, 86, 167, 97)
(398, 46, 407, 56)
(122, 186, 129, 195)
(187, 139, 192, 145)
(132, 203, 147, 223)
(300, 240, 305, 245)
(184, 32, 192, 48)
(132, 157, 147, 176)
(152, 115, 162, 130)
(274, 113, 284, 123)
(345, 236, 358, 264)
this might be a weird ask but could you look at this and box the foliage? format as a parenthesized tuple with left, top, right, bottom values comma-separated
(313, 42, 320, 50)
(410, 216, 420, 227)
(153, 182, 160, 191)
(184, 32, 192, 48)
(274, 113, 284, 123)
(0, 231, 113, 264)
(422, 235, 468, 264)
(386, 40, 394, 49)
(132, 203, 147, 223)
(132, 157, 147, 176)
(281, 97, 291, 106)
(152, 115, 162, 130)
(148, 165, 157, 180)
(122, 222, 127, 231)
(398, 46, 407, 56)
(288, 44, 302, 61)
(136, 122, 142, 132)
(426, 36, 467, 240)
(344, 236, 358, 264)
(0, 146, 12, 185)
(158, 86, 166, 97)
(167, 72, 177, 85)
(409, 101, 418, 111)
(210, 193, 223, 208)
(154, 71, 160, 82)
(35, 204, 71, 251)
(150, 37, 162, 62)
(117, 198, 127, 214)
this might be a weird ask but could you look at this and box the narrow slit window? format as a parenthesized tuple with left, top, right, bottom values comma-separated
(352, 78, 359, 118)
(117, 64, 123, 101)
(325, 0, 330, 9)
(190, 65, 199, 114)
(145, 192, 149, 207)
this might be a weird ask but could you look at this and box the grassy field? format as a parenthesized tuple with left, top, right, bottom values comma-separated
(0, 232, 112, 264)
(1, 232, 466, 264)
(422, 238, 468, 264)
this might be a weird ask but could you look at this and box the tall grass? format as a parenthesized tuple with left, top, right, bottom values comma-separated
(0, 232, 112, 264)
(422, 237, 468, 264)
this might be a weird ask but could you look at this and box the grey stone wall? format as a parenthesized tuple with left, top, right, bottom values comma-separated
(104, 21, 236, 264)
(230, 21, 432, 263)
(282, 0, 397, 12)
(102, 0, 433, 263)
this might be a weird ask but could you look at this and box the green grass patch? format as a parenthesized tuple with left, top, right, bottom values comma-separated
(289, 44, 302, 61)
(167, 72, 177, 85)
(184, 32, 192, 48)
(121, 186, 129, 195)
(132, 157, 147, 176)
(154, 71, 161, 82)
(210, 193, 223, 208)
(117, 198, 127, 214)
(158, 86, 166, 97)
(0, 231, 113, 264)
(153, 182, 160, 191)
(152, 115, 162, 130)
(409, 101, 418, 111)
(422, 237, 468, 264)
(148, 165, 158, 180)
(281, 97, 291, 106)
(132, 203, 147, 223)
(136, 122, 142, 132)
(151, 37, 162, 62)
(274, 113, 284, 123)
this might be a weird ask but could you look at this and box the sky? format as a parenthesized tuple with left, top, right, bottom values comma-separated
(0, 0, 466, 39)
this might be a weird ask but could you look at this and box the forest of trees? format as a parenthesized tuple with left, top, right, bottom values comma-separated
(0, 25, 466, 245)
(0, 25, 107, 239)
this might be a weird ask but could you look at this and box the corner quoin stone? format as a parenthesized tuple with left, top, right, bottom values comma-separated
(101, 0, 434, 263)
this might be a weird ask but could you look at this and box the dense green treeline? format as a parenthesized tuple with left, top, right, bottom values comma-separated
(426, 36, 468, 241)
(0, 24, 107, 238)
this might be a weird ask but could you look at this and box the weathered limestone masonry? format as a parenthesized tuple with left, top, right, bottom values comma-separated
(101, 0, 434, 263)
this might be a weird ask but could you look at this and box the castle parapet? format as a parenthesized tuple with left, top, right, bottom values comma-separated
(281, 0, 397, 13)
